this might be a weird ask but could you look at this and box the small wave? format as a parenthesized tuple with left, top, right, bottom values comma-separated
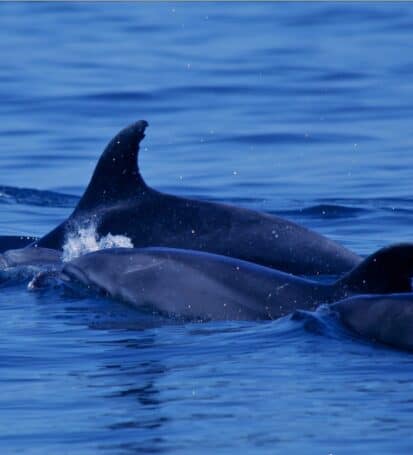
(0, 185, 79, 208)
(290, 309, 334, 336)
(204, 131, 372, 146)
(82, 90, 153, 102)
(276, 204, 367, 219)
(289, 306, 359, 342)
(62, 220, 133, 262)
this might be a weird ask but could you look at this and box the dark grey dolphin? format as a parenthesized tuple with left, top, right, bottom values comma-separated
(35, 121, 360, 275)
(0, 236, 38, 253)
(0, 247, 61, 269)
(60, 243, 413, 321)
(332, 294, 413, 352)
(0, 247, 61, 286)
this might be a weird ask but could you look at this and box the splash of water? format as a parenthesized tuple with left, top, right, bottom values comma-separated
(62, 221, 133, 262)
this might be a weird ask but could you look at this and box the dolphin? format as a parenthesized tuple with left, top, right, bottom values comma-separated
(331, 294, 413, 352)
(60, 243, 413, 321)
(0, 246, 61, 286)
(0, 247, 61, 269)
(34, 121, 360, 275)
(0, 235, 38, 253)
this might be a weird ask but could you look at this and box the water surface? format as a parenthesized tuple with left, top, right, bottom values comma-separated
(1, 3, 413, 453)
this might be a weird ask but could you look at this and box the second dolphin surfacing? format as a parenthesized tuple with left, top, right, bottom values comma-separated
(331, 294, 413, 352)
(61, 243, 413, 321)
(35, 121, 360, 276)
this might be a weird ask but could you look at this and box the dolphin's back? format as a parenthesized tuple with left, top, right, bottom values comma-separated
(36, 121, 361, 276)
(333, 294, 413, 352)
(62, 247, 324, 320)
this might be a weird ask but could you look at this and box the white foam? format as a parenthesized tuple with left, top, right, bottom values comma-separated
(62, 221, 133, 262)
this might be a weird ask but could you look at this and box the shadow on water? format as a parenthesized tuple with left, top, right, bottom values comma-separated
(92, 341, 170, 454)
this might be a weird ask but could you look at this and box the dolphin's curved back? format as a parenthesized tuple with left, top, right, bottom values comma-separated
(60, 244, 413, 322)
(332, 294, 413, 352)
(33, 121, 361, 277)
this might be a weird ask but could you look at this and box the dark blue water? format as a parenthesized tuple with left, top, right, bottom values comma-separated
(2, 3, 413, 453)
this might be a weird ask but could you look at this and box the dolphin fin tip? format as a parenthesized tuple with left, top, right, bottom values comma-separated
(134, 120, 149, 133)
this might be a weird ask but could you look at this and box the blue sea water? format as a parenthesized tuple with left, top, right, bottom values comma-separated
(1, 2, 413, 453)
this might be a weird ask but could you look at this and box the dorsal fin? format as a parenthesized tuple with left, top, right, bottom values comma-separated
(74, 120, 149, 212)
(337, 243, 413, 294)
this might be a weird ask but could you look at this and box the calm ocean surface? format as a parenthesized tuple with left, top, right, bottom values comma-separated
(1, 3, 413, 454)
